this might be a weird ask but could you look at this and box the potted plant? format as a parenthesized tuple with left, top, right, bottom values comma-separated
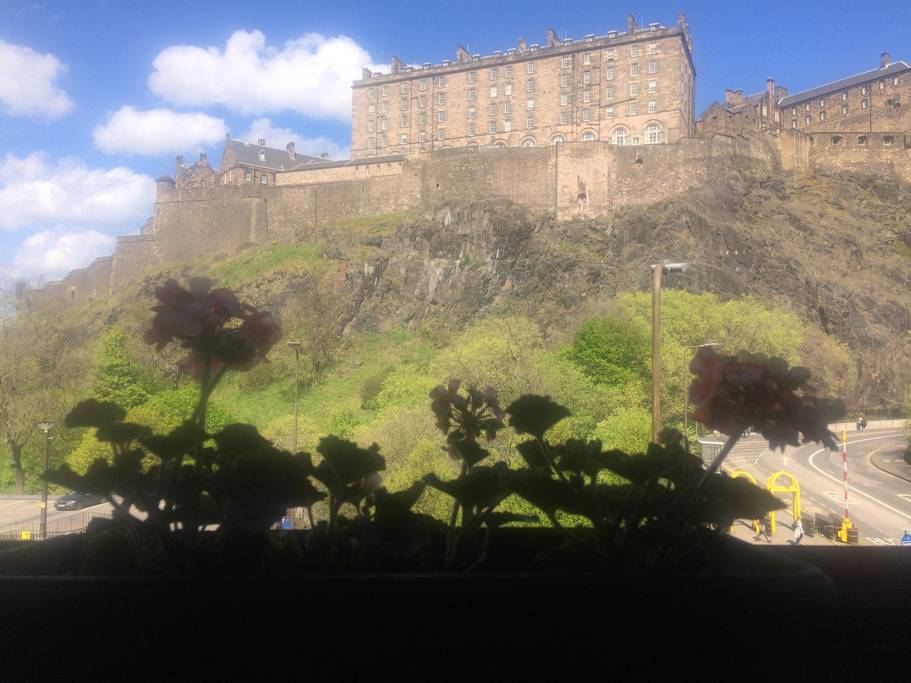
(0, 279, 845, 679)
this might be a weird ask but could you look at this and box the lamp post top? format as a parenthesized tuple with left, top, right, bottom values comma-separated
(37, 421, 52, 432)
(287, 340, 302, 349)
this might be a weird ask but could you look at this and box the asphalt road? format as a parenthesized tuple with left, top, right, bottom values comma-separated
(724, 428, 911, 546)
(0, 497, 112, 536)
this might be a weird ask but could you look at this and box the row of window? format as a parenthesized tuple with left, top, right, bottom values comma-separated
(367, 45, 664, 100)
(365, 122, 665, 149)
(787, 76, 902, 118)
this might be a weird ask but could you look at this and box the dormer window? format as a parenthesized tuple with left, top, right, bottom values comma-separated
(258, 151, 266, 161)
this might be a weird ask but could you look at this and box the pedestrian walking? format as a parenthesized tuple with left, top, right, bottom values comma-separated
(756, 515, 771, 543)
(793, 518, 805, 545)
(861, 416, 867, 431)
(856, 417, 863, 431)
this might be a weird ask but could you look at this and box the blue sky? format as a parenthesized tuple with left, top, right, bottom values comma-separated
(1, 0, 909, 281)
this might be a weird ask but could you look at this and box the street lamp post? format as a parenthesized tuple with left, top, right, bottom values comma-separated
(650, 261, 689, 442)
(37, 421, 52, 540)
(287, 341, 302, 454)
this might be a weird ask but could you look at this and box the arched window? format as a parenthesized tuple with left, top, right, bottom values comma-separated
(466, 142, 479, 150)
(550, 134, 565, 145)
(521, 137, 536, 147)
(580, 130, 597, 142)
(493, 141, 507, 149)
(610, 127, 628, 145)
(645, 122, 663, 144)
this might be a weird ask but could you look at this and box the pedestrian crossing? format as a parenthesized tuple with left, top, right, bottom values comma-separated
(866, 536, 898, 546)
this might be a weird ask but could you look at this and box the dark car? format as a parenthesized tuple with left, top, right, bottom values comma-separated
(54, 491, 106, 511)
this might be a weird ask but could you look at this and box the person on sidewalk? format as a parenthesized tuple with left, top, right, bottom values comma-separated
(756, 515, 771, 543)
(793, 518, 805, 545)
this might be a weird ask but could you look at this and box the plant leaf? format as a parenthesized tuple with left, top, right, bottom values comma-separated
(65, 399, 126, 428)
(506, 395, 571, 439)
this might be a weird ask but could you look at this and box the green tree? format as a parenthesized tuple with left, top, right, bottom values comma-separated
(592, 407, 653, 453)
(91, 327, 151, 409)
(568, 317, 650, 387)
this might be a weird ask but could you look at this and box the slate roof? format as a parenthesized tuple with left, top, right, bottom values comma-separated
(224, 138, 333, 171)
(779, 60, 911, 107)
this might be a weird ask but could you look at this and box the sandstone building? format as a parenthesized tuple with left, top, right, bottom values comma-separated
(351, 14, 696, 158)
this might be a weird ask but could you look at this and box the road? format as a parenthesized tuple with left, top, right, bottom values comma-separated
(723, 428, 911, 546)
(0, 497, 112, 537)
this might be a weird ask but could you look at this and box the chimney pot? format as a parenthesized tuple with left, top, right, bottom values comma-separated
(257, 138, 265, 146)
(881, 52, 891, 68)
(286, 141, 295, 158)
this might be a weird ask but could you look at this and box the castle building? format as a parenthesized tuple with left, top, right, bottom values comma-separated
(218, 136, 331, 186)
(350, 14, 696, 159)
(699, 53, 910, 139)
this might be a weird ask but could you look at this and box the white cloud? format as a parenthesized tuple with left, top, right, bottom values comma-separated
(11, 229, 116, 279)
(0, 153, 155, 232)
(0, 39, 73, 118)
(149, 30, 381, 120)
(93, 106, 227, 156)
(241, 117, 350, 160)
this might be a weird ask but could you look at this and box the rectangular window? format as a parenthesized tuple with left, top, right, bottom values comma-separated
(261, 174, 267, 184)
(468, 87, 476, 101)
(805, 115, 811, 124)
(436, 92, 445, 106)
(648, 80, 657, 94)
(435, 75, 446, 88)
(820, 111, 826, 121)
(366, 120, 374, 133)
(628, 101, 638, 115)
(367, 139, 375, 149)
(582, 108, 591, 122)
(820, 99, 826, 108)
(368, 104, 375, 117)
(583, 89, 591, 103)
(894, 77, 900, 86)
(526, 98, 535, 110)
(504, 83, 512, 96)
(583, 52, 592, 65)
(505, 65, 513, 77)
(489, 102, 497, 116)
(418, 96, 426, 109)
(805, 103, 810, 111)
(526, 115, 534, 129)
(527, 61, 535, 74)
(490, 86, 497, 98)
(861, 86, 868, 95)
(437, 111, 446, 122)
(419, 112, 427, 125)
(468, 124, 476, 137)
(489, 120, 497, 134)
(561, 73, 570, 87)
(382, 85, 389, 97)
(862, 99, 869, 108)
(648, 60, 657, 74)
(648, 100, 656, 113)
(842, 104, 848, 115)
(560, 111, 569, 125)
(560, 93, 568, 107)
(605, 48, 616, 60)
(606, 86, 615, 98)
(629, 82, 639, 96)
(490, 67, 498, 81)
(527, 79, 535, 93)
(648, 43, 657, 54)
(842, 92, 848, 101)
(401, 82, 409, 95)
(630, 63, 639, 77)
(468, 107, 476, 120)
(605, 106, 615, 118)
(629, 45, 640, 57)
(468, 71, 476, 84)
(419, 131, 427, 142)
(791, 120, 796, 129)
(401, 99, 408, 111)
(879, 80, 885, 90)
(382, 101, 390, 114)
(368, 87, 376, 101)
(379, 134, 387, 147)
(419, 79, 427, 91)
(379, 117, 387, 130)
(400, 114, 407, 127)
(583, 71, 592, 85)
(503, 119, 512, 132)
(606, 67, 615, 81)
(400, 133, 408, 144)
(561, 56, 571, 69)
(436, 128, 444, 140)
(504, 101, 512, 114)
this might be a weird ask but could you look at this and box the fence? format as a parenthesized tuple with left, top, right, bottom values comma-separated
(0, 509, 113, 542)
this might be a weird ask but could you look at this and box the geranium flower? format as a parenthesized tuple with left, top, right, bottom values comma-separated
(688, 347, 842, 450)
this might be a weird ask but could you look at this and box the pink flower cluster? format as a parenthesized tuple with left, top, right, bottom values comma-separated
(688, 346, 842, 450)
(144, 278, 281, 382)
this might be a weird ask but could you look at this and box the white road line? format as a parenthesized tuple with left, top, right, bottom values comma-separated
(808, 434, 911, 521)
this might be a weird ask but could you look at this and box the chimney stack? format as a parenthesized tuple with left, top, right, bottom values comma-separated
(257, 138, 265, 146)
(362, 67, 372, 79)
(320, 152, 329, 159)
(545, 29, 559, 47)
(176, 154, 184, 165)
(455, 45, 471, 63)
(199, 152, 207, 164)
(391, 55, 405, 73)
(286, 141, 295, 158)
(518, 38, 527, 52)
(724, 89, 744, 107)
(627, 14, 638, 34)
(881, 52, 891, 68)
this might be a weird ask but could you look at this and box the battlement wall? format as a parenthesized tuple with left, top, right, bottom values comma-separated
(780, 128, 911, 181)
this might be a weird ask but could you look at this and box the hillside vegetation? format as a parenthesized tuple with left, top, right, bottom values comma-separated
(2, 166, 908, 496)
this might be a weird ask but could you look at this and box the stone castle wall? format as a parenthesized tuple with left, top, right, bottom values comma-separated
(28, 132, 908, 310)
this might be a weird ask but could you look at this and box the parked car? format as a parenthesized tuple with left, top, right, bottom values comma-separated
(54, 492, 106, 511)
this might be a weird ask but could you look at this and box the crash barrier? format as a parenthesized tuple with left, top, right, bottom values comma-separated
(767, 471, 801, 535)
(730, 470, 762, 534)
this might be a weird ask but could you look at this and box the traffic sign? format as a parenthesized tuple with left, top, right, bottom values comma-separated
(901, 531, 911, 546)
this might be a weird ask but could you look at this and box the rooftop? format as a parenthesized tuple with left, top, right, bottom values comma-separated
(223, 137, 332, 171)
(779, 60, 911, 107)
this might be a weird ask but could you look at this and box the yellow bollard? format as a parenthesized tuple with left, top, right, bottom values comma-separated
(837, 518, 853, 543)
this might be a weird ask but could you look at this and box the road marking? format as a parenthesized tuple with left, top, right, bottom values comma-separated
(866, 537, 898, 546)
(822, 490, 863, 504)
(808, 434, 911, 521)
(899, 494, 911, 503)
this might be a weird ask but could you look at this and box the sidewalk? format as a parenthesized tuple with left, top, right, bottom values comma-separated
(870, 446, 911, 484)
(728, 519, 834, 546)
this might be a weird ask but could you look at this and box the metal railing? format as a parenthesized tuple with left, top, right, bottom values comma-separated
(0, 509, 113, 542)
